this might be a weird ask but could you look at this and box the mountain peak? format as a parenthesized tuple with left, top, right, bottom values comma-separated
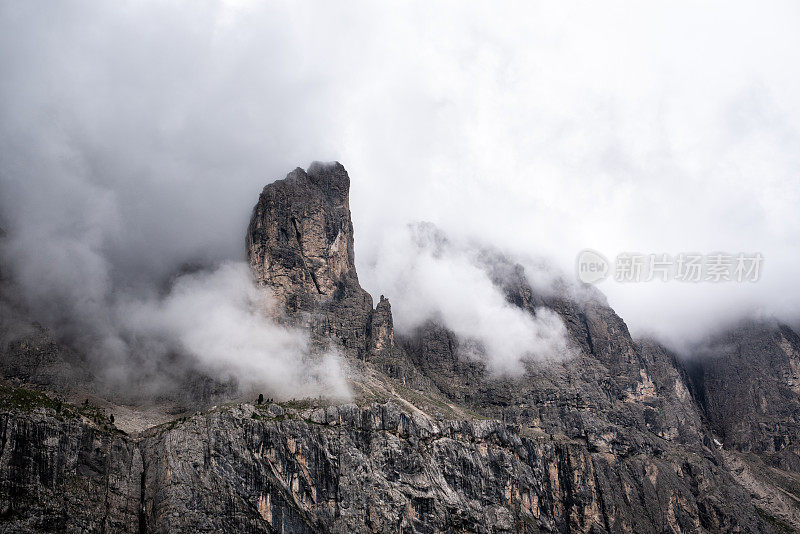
(246, 162, 373, 356)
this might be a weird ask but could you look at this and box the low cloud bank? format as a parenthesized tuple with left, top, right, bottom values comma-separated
(120, 263, 351, 400)
(365, 223, 571, 375)
(0, 236, 352, 400)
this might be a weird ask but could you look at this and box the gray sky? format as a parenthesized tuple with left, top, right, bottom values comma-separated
(1, 0, 799, 378)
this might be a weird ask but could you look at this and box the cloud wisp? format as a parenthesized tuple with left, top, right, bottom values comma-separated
(365, 223, 571, 374)
(119, 262, 351, 400)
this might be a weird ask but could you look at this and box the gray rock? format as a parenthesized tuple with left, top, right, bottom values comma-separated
(246, 162, 374, 357)
(685, 321, 800, 471)
(0, 162, 797, 532)
(0, 399, 772, 533)
(267, 403, 284, 418)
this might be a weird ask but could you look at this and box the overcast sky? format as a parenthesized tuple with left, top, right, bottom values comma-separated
(1, 0, 799, 366)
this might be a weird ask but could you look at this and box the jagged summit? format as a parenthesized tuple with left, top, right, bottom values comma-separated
(241, 162, 800, 530)
(246, 162, 376, 357)
(247, 161, 360, 298)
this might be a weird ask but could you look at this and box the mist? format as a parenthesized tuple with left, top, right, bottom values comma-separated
(366, 223, 571, 374)
(120, 263, 351, 400)
(1, 1, 800, 394)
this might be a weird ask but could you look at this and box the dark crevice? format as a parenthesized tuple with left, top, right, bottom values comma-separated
(101, 440, 111, 534)
(579, 312, 596, 355)
(291, 216, 302, 244)
(138, 459, 147, 534)
(555, 446, 574, 532)
(308, 270, 322, 295)
(590, 457, 612, 534)
(291, 216, 323, 294)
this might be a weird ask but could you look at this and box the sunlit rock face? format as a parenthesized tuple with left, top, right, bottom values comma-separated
(246, 162, 374, 357)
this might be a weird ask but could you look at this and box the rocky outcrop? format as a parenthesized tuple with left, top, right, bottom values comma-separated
(396, 245, 702, 448)
(247, 162, 374, 357)
(685, 321, 800, 472)
(237, 162, 800, 531)
(367, 295, 394, 358)
(0, 394, 140, 533)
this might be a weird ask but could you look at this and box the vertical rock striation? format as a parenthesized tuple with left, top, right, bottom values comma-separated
(246, 162, 374, 357)
(0, 399, 773, 534)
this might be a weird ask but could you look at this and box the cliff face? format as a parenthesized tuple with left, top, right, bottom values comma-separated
(1, 162, 799, 532)
(0, 396, 771, 534)
(246, 162, 374, 357)
(685, 322, 800, 471)
(0, 391, 141, 533)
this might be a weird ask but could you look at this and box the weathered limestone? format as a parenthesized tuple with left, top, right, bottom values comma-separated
(246, 162, 374, 357)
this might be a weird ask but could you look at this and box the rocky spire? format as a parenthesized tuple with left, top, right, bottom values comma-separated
(368, 295, 395, 357)
(246, 162, 377, 357)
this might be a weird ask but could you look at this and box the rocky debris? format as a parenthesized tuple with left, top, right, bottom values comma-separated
(247, 162, 374, 357)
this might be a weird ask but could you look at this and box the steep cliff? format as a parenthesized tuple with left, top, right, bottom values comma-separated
(246, 162, 374, 357)
(685, 321, 800, 471)
(0, 390, 773, 533)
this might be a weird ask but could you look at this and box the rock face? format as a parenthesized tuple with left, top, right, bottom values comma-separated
(0, 398, 771, 534)
(686, 321, 800, 471)
(2, 161, 800, 532)
(368, 295, 394, 358)
(0, 391, 141, 533)
(247, 162, 374, 356)
(0, 300, 93, 395)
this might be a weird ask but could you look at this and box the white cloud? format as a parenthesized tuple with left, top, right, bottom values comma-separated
(121, 262, 351, 400)
(365, 224, 570, 374)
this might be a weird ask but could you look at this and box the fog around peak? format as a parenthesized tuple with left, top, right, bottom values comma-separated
(1, 0, 799, 390)
(363, 223, 572, 374)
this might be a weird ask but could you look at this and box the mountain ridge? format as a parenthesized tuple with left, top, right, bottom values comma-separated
(0, 162, 798, 532)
